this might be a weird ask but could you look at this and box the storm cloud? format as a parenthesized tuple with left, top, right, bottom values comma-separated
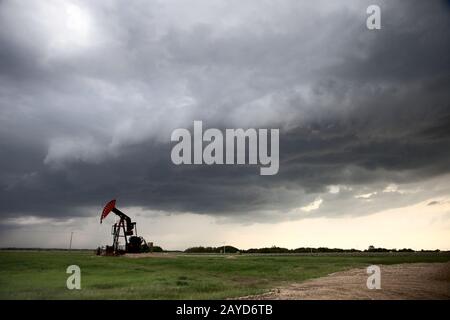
(1, 0, 449, 225)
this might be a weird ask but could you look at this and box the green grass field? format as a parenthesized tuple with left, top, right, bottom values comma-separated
(1, 251, 449, 299)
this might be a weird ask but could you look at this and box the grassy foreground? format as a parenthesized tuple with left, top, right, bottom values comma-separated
(0, 251, 449, 299)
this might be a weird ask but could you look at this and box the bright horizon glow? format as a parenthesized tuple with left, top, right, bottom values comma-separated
(1, 196, 449, 251)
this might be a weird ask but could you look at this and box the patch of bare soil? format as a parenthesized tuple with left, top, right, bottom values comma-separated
(239, 262, 450, 300)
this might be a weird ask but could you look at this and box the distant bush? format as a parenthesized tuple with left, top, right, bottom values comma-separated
(152, 246, 163, 253)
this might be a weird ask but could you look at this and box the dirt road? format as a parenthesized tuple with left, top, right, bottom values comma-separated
(240, 262, 450, 300)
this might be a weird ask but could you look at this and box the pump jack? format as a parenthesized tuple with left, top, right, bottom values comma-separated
(99, 199, 151, 255)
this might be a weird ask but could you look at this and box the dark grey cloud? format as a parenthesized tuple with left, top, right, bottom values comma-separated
(0, 0, 449, 223)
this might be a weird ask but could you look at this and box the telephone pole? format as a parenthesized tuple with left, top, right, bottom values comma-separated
(69, 232, 74, 250)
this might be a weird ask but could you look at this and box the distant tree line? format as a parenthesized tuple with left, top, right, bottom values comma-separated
(366, 247, 410, 252)
(184, 246, 240, 253)
(238, 246, 360, 253)
(0, 246, 442, 253)
(183, 245, 442, 254)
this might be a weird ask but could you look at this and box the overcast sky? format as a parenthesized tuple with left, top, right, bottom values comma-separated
(1, 0, 449, 250)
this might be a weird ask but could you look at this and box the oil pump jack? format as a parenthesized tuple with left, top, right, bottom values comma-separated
(99, 199, 151, 255)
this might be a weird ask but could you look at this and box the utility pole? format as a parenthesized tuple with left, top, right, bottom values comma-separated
(223, 242, 226, 255)
(69, 232, 74, 250)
